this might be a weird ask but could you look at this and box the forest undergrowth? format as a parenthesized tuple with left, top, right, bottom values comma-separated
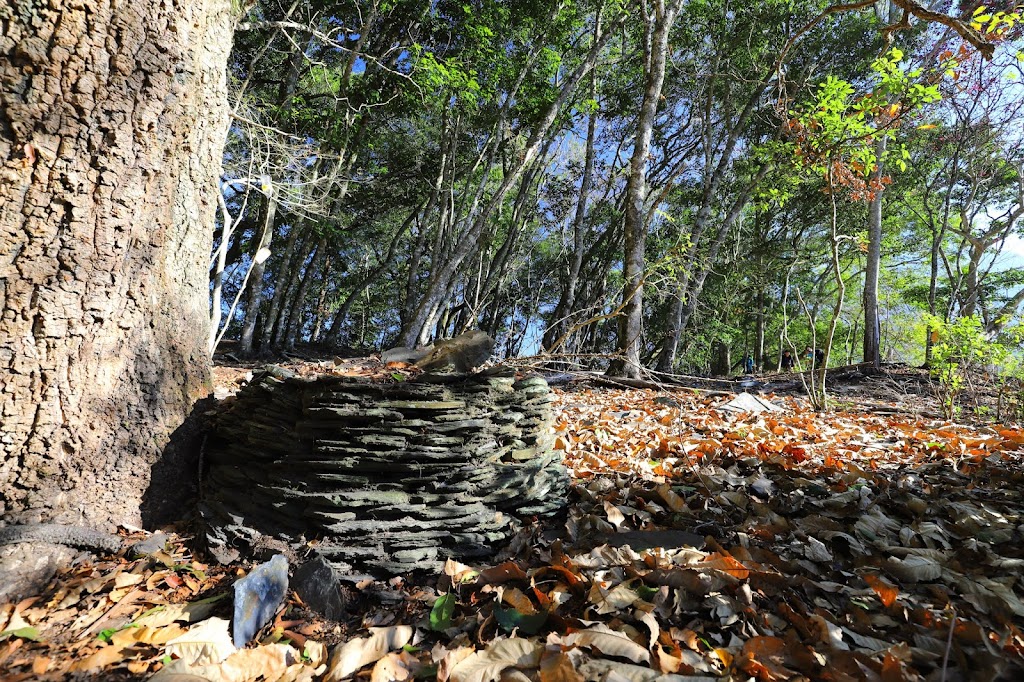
(2, 361, 1023, 682)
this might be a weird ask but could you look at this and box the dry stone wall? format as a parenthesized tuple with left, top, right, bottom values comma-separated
(201, 367, 568, 574)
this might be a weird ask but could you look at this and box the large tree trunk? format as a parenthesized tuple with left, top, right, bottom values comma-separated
(0, 0, 230, 536)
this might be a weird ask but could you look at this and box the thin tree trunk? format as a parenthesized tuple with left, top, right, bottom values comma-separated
(399, 12, 624, 346)
(863, 137, 885, 367)
(755, 289, 766, 371)
(609, 0, 681, 378)
(658, 164, 771, 369)
(544, 83, 599, 352)
(271, 233, 315, 349)
(259, 221, 304, 350)
(328, 207, 420, 342)
(310, 257, 332, 343)
(239, 196, 278, 353)
(284, 236, 328, 348)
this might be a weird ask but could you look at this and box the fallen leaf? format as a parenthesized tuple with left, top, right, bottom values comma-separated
(737, 636, 795, 681)
(885, 555, 942, 583)
(0, 611, 39, 642)
(480, 562, 528, 584)
(431, 594, 457, 631)
(444, 559, 480, 584)
(500, 587, 537, 615)
(32, 656, 50, 674)
(700, 554, 749, 580)
(152, 642, 293, 682)
(576, 658, 681, 682)
(655, 484, 686, 512)
(863, 574, 899, 607)
(371, 651, 419, 682)
(324, 625, 413, 682)
(134, 593, 228, 627)
(304, 640, 328, 667)
(71, 644, 129, 672)
(539, 650, 583, 682)
(603, 500, 626, 527)
(114, 571, 144, 589)
(438, 645, 475, 682)
(449, 637, 544, 682)
(164, 617, 236, 666)
(562, 625, 650, 664)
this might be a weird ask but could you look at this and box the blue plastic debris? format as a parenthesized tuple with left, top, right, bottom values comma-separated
(232, 554, 288, 648)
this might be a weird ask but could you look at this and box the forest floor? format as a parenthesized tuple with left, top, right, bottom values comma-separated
(2, 358, 1024, 681)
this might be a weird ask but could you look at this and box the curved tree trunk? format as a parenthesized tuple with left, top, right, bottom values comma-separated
(0, 0, 230, 533)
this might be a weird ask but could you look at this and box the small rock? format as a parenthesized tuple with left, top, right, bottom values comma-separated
(718, 392, 782, 414)
(291, 554, 349, 621)
(233, 554, 288, 648)
(381, 346, 433, 365)
(416, 330, 495, 373)
(129, 531, 170, 557)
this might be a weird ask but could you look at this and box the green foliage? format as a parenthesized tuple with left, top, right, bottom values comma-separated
(926, 315, 1011, 419)
(430, 593, 457, 631)
(784, 48, 941, 199)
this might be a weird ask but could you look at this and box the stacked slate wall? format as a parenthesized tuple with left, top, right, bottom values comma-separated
(201, 367, 568, 574)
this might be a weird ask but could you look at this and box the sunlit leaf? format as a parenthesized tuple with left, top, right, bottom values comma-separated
(863, 574, 899, 607)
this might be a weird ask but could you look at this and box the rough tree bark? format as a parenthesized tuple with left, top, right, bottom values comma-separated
(0, 0, 230, 535)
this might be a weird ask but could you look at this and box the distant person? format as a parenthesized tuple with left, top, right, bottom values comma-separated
(781, 349, 794, 371)
(731, 353, 755, 375)
(803, 346, 814, 367)
(815, 347, 825, 368)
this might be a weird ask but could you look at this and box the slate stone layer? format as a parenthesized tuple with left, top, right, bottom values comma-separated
(202, 367, 568, 574)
